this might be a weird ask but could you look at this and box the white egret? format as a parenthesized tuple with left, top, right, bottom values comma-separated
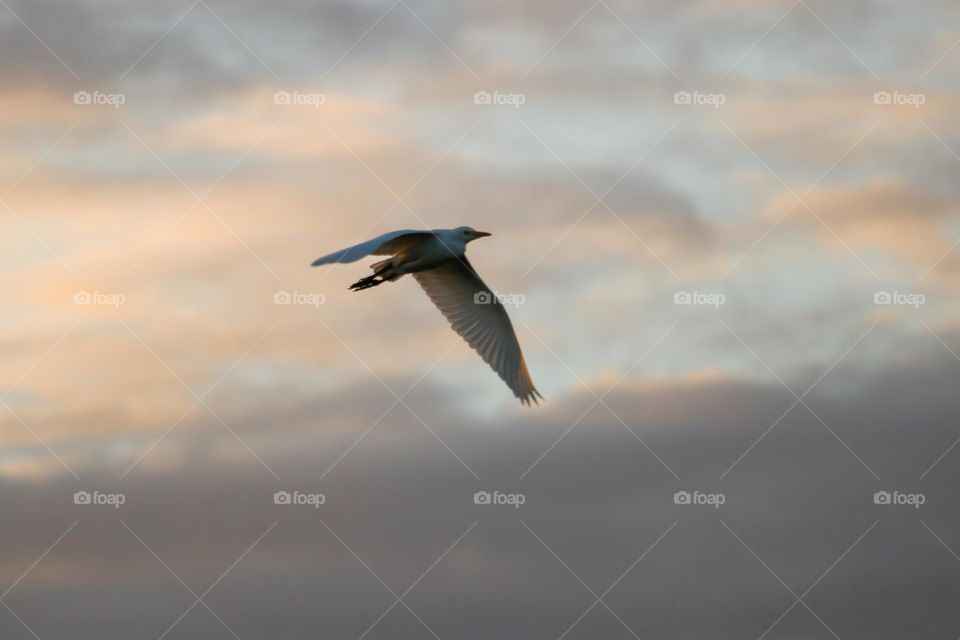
(311, 227, 542, 405)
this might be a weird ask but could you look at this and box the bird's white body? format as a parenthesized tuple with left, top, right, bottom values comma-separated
(377, 231, 468, 278)
(311, 227, 542, 405)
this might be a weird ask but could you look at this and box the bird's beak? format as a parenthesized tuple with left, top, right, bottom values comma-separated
(471, 231, 492, 239)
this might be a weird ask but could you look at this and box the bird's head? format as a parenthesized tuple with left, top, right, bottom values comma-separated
(455, 226, 492, 243)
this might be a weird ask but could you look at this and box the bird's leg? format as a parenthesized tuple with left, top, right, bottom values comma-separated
(349, 258, 398, 291)
(349, 274, 387, 291)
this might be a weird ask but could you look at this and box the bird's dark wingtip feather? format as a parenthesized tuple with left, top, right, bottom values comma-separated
(521, 388, 543, 406)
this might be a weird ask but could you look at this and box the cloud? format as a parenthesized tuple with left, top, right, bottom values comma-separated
(3, 1, 960, 637)
(162, 89, 403, 160)
(1, 350, 960, 637)
(775, 177, 960, 278)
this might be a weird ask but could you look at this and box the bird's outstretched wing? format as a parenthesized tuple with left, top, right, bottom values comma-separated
(311, 230, 432, 266)
(414, 258, 542, 405)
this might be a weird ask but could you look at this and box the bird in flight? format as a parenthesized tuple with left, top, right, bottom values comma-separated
(311, 227, 542, 405)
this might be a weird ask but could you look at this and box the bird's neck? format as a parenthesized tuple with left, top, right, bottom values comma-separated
(437, 234, 467, 255)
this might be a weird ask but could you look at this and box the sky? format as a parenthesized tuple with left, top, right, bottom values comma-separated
(2, 0, 960, 638)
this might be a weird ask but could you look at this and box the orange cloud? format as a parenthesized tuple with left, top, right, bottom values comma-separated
(773, 177, 959, 275)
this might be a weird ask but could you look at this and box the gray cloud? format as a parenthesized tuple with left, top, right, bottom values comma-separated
(2, 342, 959, 638)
